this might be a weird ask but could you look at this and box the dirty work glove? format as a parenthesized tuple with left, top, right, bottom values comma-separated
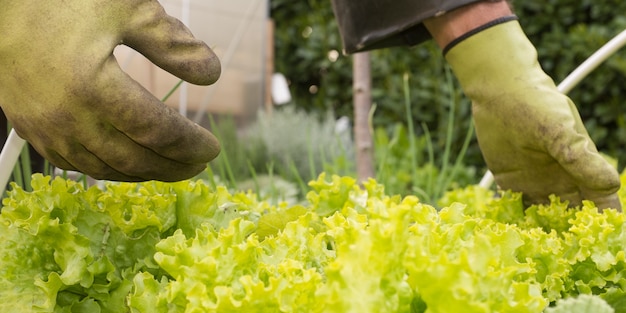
(0, 0, 221, 182)
(445, 19, 621, 210)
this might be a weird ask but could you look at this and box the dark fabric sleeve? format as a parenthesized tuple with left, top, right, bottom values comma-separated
(331, 0, 483, 54)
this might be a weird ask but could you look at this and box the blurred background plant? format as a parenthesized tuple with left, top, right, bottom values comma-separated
(203, 68, 475, 205)
(204, 106, 355, 203)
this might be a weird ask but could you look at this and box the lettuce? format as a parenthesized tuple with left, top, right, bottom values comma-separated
(0, 175, 252, 312)
(545, 294, 614, 313)
(404, 203, 547, 313)
(316, 199, 415, 312)
(3, 172, 626, 312)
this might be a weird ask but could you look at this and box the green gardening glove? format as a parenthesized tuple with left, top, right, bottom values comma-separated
(0, 0, 221, 182)
(445, 19, 621, 210)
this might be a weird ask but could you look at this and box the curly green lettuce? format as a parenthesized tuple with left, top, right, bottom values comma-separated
(3, 171, 626, 312)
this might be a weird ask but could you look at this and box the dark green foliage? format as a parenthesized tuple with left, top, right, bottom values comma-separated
(271, 0, 626, 169)
(270, 0, 350, 115)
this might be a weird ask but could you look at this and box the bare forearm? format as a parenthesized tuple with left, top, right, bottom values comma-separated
(424, 1, 513, 49)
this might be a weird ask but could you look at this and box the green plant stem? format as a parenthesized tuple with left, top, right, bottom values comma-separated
(204, 165, 218, 189)
(161, 80, 183, 102)
(43, 160, 51, 176)
(306, 128, 317, 181)
(375, 126, 396, 188)
(12, 160, 24, 192)
(266, 162, 277, 203)
(436, 66, 456, 192)
(246, 160, 261, 197)
(403, 73, 420, 197)
(287, 157, 308, 196)
(420, 122, 435, 203)
(19, 145, 32, 189)
(207, 114, 237, 189)
(368, 103, 377, 142)
(438, 120, 475, 199)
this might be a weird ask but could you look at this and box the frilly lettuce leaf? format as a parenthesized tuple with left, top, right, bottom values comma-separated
(316, 197, 416, 312)
(0, 174, 256, 312)
(601, 288, 626, 313)
(404, 202, 547, 313)
(0, 175, 171, 312)
(0, 219, 57, 311)
(4, 171, 626, 312)
(255, 205, 309, 240)
(545, 294, 614, 313)
(128, 216, 327, 312)
(306, 173, 365, 216)
(169, 181, 263, 237)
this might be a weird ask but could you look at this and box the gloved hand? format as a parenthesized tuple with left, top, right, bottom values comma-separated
(0, 0, 221, 182)
(445, 19, 621, 210)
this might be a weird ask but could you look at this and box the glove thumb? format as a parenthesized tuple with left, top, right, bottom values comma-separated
(123, 1, 221, 85)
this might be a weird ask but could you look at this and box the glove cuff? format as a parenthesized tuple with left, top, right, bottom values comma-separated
(442, 15, 519, 56)
(444, 18, 552, 103)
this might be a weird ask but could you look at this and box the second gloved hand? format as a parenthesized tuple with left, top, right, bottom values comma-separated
(0, 0, 221, 182)
(445, 19, 621, 210)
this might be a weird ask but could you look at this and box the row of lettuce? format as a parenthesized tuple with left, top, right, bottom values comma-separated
(1, 172, 626, 312)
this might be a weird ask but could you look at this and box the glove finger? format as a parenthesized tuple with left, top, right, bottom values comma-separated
(547, 125, 621, 210)
(43, 148, 144, 182)
(81, 57, 221, 180)
(29, 120, 210, 182)
(83, 117, 213, 181)
(591, 193, 622, 212)
(47, 144, 207, 182)
(122, 0, 220, 86)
